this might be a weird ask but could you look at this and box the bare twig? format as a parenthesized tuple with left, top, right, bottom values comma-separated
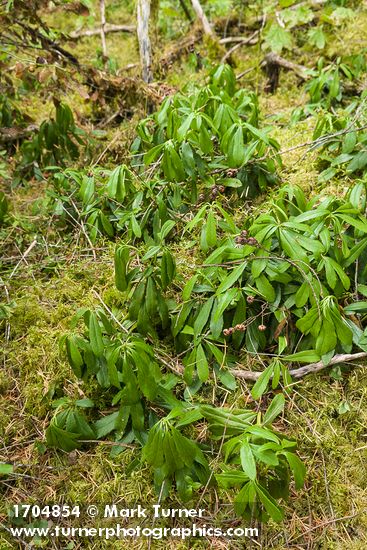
(8, 238, 37, 280)
(69, 24, 135, 39)
(221, 16, 265, 63)
(67, 200, 97, 261)
(231, 352, 367, 381)
(93, 130, 122, 166)
(288, 513, 359, 543)
(0, 522, 28, 548)
(220, 36, 254, 45)
(254, 123, 367, 163)
(236, 67, 256, 80)
(221, 29, 260, 63)
(91, 289, 129, 334)
(78, 439, 136, 448)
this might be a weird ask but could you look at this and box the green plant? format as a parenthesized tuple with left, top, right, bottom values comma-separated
(261, 2, 361, 57)
(50, 164, 177, 243)
(46, 397, 96, 451)
(142, 409, 211, 501)
(16, 101, 87, 181)
(0, 191, 8, 225)
(47, 308, 182, 451)
(114, 239, 176, 336)
(171, 182, 367, 389)
(312, 108, 367, 182)
(203, 394, 306, 523)
(45, 179, 367, 518)
(0, 92, 24, 127)
(305, 58, 363, 109)
(48, 65, 280, 245)
(47, 317, 306, 515)
(132, 64, 280, 195)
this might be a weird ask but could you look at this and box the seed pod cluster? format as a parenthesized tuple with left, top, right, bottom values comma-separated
(223, 323, 246, 336)
(235, 230, 259, 246)
(210, 185, 226, 200)
(198, 185, 226, 203)
(226, 168, 238, 178)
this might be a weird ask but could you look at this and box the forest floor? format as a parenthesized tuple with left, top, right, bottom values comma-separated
(1, 1, 367, 549)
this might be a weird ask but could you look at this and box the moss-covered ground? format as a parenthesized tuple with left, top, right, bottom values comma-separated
(1, 1, 367, 548)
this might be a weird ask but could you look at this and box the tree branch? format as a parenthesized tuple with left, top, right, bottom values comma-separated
(221, 29, 260, 63)
(262, 52, 309, 93)
(68, 24, 135, 39)
(231, 352, 367, 381)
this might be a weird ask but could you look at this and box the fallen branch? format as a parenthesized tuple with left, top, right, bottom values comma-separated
(69, 23, 135, 39)
(221, 16, 265, 63)
(232, 352, 367, 381)
(0, 124, 38, 143)
(262, 52, 365, 95)
(219, 36, 249, 45)
(262, 52, 309, 93)
(290, 352, 367, 379)
(263, 52, 309, 79)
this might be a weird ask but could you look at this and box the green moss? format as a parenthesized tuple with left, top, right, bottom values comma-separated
(2, 2, 367, 549)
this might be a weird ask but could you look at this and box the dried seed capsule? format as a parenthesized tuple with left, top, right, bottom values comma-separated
(198, 193, 206, 201)
(235, 324, 242, 331)
(223, 329, 230, 336)
(258, 324, 266, 331)
(246, 295, 255, 304)
(226, 168, 237, 177)
(241, 229, 248, 237)
(218, 185, 225, 193)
